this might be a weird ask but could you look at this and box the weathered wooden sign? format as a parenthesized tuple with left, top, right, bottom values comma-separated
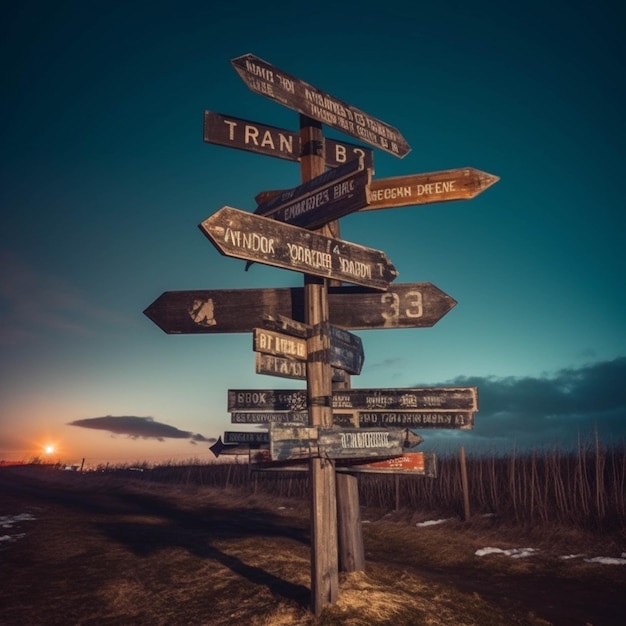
(231, 410, 309, 424)
(231, 53, 411, 157)
(337, 452, 437, 477)
(228, 387, 477, 412)
(253, 328, 308, 360)
(256, 351, 353, 381)
(269, 424, 405, 461)
(329, 325, 364, 375)
(203, 110, 374, 169)
(198, 206, 398, 290)
(143, 282, 456, 334)
(332, 387, 478, 411)
(357, 411, 475, 429)
(254, 157, 371, 229)
(362, 167, 500, 211)
(223, 431, 270, 445)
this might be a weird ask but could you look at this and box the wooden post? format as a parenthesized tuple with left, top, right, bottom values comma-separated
(301, 115, 339, 614)
(460, 445, 471, 521)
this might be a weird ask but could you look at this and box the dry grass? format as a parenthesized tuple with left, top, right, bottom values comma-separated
(1, 466, 625, 625)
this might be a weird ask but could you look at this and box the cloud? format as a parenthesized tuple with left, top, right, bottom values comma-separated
(68, 415, 216, 444)
(417, 357, 626, 451)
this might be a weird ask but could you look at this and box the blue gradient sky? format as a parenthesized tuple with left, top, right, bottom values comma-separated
(1, 0, 624, 465)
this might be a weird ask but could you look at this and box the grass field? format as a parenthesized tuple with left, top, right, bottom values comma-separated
(1, 462, 625, 625)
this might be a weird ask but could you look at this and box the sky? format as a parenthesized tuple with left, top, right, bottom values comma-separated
(1, 0, 624, 466)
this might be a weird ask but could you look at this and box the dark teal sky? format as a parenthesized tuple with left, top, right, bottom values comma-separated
(1, 0, 624, 464)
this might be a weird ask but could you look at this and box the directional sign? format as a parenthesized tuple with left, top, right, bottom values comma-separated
(231, 53, 411, 157)
(332, 388, 478, 412)
(269, 424, 405, 461)
(254, 157, 371, 229)
(358, 411, 475, 429)
(143, 283, 456, 334)
(253, 328, 307, 360)
(363, 168, 500, 211)
(224, 431, 270, 445)
(231, 410, 309, 424)
(199, 206, 398, 290)
(228, 387, 477, 412)
(203, 110, 374, 169)
(257, 167, 500, 212)
(329, 325, 364, 375)
(337, 452, 437, 477)
(209, 436, 239, 457)
(255, 353, 348, 382)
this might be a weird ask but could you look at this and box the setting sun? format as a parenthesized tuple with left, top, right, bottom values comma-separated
(44, 445, 55, 455)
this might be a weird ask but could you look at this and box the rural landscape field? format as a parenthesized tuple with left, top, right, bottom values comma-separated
(1, 444, 625, 626)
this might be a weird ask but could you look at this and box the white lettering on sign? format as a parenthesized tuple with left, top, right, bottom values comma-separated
(340, 431, 390, 449)
(332, 179, 355, 199)
(258, 331, 306, 358)
(283, 189, 330, 220)
(334, 394, 351, 408)
(333, 144, 366, 165)
(245, 60, 274, 83)
(338, 258, 372, 279)
(222, 120, 294, 156)
(370, 186, 412, 202)
(225, 228, 275, 254)
(416, 181, 456, 195)
(380, 291, 423, 326)
(365, 393, 394, 409)
(237, 392, 267, 404)
(286, 244, 332, 270)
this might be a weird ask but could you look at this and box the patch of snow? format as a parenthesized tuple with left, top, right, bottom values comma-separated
(559, 554, 586, 560)
(475, 547, 538, 558)
(416, 518, 454, 527)
(583, 556, 626, 565)
(0, 533, 25, 544)
(0, 513, 36, 528)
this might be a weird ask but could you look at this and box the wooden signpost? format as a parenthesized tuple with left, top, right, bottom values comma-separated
(144, 52, 499, 616)
(143, 282, 456, 334)
(203, 110, 374, 169)
(198, 206, 398, 290)
(231, 53, 411, 157)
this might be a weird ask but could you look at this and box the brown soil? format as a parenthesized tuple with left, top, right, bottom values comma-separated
(1, 466, 624, 625)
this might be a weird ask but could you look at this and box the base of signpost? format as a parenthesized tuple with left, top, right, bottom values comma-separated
(336, 472, 365, 572)
(310, 456, 339, 613)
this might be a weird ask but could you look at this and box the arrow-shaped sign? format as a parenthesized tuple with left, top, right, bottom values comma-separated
(143, 282, 456, 334)
(254, 157, 371, 229)
(363, 167, 500, 211)
(231, 53, 410, 157)
(269, 424, 406, 461)
(228, 387, 478, 412)
(198, 206, 398, 290)
(254, 167, 499, 211)
(203, 110, 374, 170)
